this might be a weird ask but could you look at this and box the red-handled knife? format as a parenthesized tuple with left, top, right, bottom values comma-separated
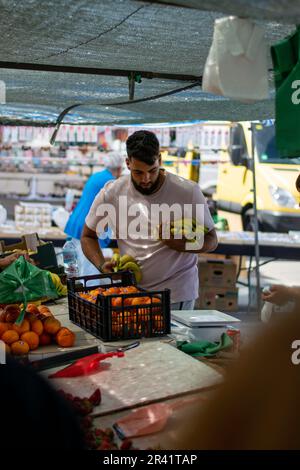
(48, 351, 124, 378)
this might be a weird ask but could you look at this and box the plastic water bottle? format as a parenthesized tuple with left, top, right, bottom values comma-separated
(261, 286, 273, 323)
(62, 237, 79, 278)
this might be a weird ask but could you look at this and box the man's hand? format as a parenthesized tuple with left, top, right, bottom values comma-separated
(158, 223, 187, 252)
(162, 237, 190, 252)
(158, 223, 217, 253)
(100, 259, 117, 273)
(0, 252, 35, 270)
(0, 252, 20, 268)
(262, 285, 291, 306)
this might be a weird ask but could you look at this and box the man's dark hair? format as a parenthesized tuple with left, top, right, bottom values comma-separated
(126, 130, 160, 165)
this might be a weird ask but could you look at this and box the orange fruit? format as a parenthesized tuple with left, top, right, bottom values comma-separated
(20, 331, 39, 350)
(25, 312, 37, 324)
(12, 319, 30, 336)
(105, 287, 121, 295)
(131, 297, 150, 305)
(2, 330, 19, 345)
(111, 297, 122, 307)
(5, 305, 20, 323)
(11, 340, 30, 356)
(39, 332, 52, 346)
(89, 288, 103, 297)
(102, 290, 112, 296)
(37, 305, 53, 319)
(145, 297, 161, 304)
(120, 286, 139, 294)
(31, 319, 43, 336)
(55, 328, 75, 348)
(153, 314, 163, 330)
(145, 297, 161, 314)
(38, 305, 51, 313)
(128, 286, 139, 293)
(0, 322, 10, 338)
(0, 309, 7, 322)
(43, 317, 61, 335)
(26, 304, 40, 316)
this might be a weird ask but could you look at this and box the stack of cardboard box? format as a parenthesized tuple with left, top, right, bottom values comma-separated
(196, 258, 238, 312)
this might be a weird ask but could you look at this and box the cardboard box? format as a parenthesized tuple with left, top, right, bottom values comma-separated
(195, 287, 239, 312)
(198, 259, 237, 287)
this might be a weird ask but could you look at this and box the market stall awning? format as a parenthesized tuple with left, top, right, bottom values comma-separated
(0, 0, 295, 125)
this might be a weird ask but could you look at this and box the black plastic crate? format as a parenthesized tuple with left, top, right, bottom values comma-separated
(67, 271, 171, 341)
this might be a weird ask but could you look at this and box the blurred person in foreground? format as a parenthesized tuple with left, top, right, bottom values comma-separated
(0, 356, 84, 449)
(166, 310, 300, 449)
(64, 151, 124, 276)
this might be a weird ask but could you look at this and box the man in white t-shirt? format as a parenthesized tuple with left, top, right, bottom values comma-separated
(81, 130, 218, 309)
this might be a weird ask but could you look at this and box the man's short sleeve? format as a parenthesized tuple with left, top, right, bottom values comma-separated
(85, 188, 106, 232)
(192, 184, 215, 232)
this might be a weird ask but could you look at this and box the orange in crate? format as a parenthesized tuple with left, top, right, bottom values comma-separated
(69, 272, 170, 341)
(131, 297, 150, 305)
(111, 297, 122, 307)
(105, 287, 121, 295)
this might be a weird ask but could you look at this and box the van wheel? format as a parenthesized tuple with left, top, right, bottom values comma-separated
(243, 209, 262, 232)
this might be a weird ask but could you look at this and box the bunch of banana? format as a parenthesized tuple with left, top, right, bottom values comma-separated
(50, 272, 68, 296)
(110, 253, 142, 283)
(163, 218, 209, 243)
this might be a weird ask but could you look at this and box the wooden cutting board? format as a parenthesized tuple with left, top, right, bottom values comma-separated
(45, 342, 222, 417)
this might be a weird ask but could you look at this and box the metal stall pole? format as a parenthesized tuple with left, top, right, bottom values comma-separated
(250, 123, 261, 317)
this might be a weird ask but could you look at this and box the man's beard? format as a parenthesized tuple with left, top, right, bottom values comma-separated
(131, 171, 164, 195)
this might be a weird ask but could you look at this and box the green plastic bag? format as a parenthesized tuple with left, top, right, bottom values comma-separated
(0, 256, 58, 324)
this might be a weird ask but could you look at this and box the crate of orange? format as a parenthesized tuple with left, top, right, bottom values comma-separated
(67, 271, 171, 341)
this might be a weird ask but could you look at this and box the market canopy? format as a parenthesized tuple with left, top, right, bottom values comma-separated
(0, 0, 296, 125)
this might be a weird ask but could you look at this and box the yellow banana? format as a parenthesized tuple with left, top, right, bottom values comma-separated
(111, 253, 121, 272)
(112, 253, 120, 263)
(119, 254, 136, 267)
(121, 261, 142, 283)
(50, 272, 68, 296)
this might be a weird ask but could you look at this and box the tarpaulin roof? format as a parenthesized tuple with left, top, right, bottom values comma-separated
(0, 0, 296, 125)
